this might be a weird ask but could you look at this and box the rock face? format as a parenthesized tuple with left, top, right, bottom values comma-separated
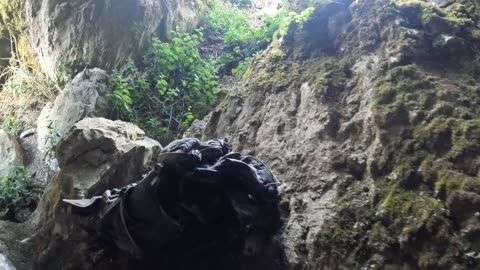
(0, 129, 23, 178)
(192, 0, 480, 269)
(34, 117, 161, 226)
(16, 118, 161, 270)
(18, 130, 51, 187)
(24, 0, 203, 79)
(37, 68, 110, 172)
(57, 117, 161, 197)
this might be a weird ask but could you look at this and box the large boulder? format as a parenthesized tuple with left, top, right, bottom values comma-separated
(25, 0, 203, 79)
(34, 117, 161, 227)
(0, 129, 23, 178)
(37, 68, 110, 172)
(56, 117, 161, 197)
(27, 118, 160, 269)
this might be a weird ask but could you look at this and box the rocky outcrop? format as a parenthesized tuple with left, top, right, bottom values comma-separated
(18, 129, 51, 187)
(192, 0, 480, 269)
(34, 117, 161, 227)
(0, 118, 161, 269)
(24, 0, 204, 79)
(37, 68, 110, 172)
(0, 129, 23, 178)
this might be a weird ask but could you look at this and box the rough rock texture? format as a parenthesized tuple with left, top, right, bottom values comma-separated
(58, 118, 161, 197)
(24, 0, 203, 79)
(18, 130, 51, 187)
(37, 68, 110, 172)
(0, 220, 34, 270)
(191, 0, 480, 269)
(0, 253, 15, 270)
(0, 129, 23, 177)
(4, 118, 161, 270)
(34, 117, 161, 225)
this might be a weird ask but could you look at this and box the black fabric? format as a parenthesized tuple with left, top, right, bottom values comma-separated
(64, 138, 280, 262)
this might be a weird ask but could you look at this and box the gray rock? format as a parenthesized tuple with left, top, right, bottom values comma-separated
(185, 119, 208, 139)
(430, 0, 447, 6)
(58, 117, 161, 197)
(0, 130, 23, 178)
(195, 48, 382, 268)
(0, 252, 15, 270)
(18, 131, 51, 186)
(37, 68, 110, 172)
(27, 118, 161, 269)
(34, 117, 161, 226)
(25, 0, 204, 79)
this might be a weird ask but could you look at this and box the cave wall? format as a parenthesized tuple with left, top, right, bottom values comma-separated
(24, 0, 204, 79)
(193, 0, 480, 269)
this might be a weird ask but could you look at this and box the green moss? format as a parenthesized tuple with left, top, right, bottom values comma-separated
(313, 206, 375, 268)
(249, 109, 264, 126)
(397, 0, 477, 33)
(449, 119, 480, 160)
(379, 191, 442, 231)
(434, 170, 463, 196)
(0, 0, 25, 34)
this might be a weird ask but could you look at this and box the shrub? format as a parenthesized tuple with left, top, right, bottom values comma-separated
(108, 29, 218, 144)
(203, 1, 317, 76)
(1, 114, 26, 136)
(203, 0, 284, 75)
(0, 166, 41, 221)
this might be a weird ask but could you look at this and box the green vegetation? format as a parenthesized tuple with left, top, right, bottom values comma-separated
(108, 29, 218, 143)
(0, 0, 56, 134)
(106, 1, 319, 143)
(396, 0, 478, 30)
(0, 166, 41, 221)
(44, 120, 62, 161)
(1, 114, 27, 136)
(0, 0, 25, 34)
(279, 7, 315, 35)
(203, 0, 319, 76)
(203, 0, 285, 75)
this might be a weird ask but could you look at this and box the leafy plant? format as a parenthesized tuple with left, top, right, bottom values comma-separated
(55, 57, 85, 86)
(107, 71, 135, 119)
(280, 7, 315, 35)
(108, 29, 219, 144)
(1, 114, 26, 136)
(0, 166, 41, 221)
(202, 1, 317, 76)
(232, 54, 255, 76)
(43, 120, 61, 161)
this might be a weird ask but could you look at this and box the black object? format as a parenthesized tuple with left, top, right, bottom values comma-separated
(63, 138, 280, 262)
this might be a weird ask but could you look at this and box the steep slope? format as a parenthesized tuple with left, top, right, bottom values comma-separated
(192, 0, 480, 268)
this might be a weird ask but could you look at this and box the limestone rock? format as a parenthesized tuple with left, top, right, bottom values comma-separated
(37, 68, 110, 172)
(34, 117, 161, 226)
(25, 0, 203, 79)
(0, 130, 23, 178)
(18, 130, 51, 186)
(58, 117, 161, 197)
(25, 118, 160, 269)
